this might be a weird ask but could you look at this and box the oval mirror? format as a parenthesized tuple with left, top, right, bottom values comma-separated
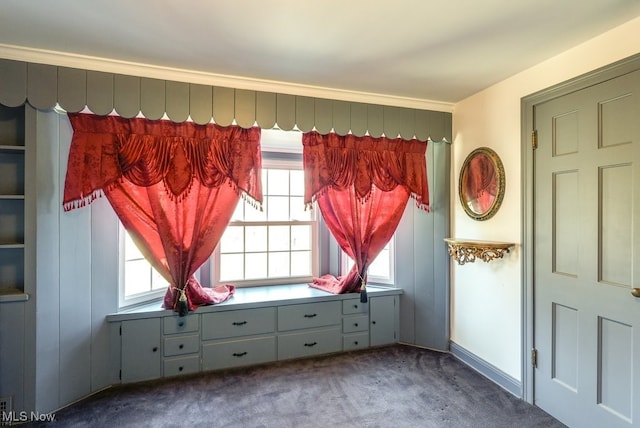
(459, 147, 505, 220)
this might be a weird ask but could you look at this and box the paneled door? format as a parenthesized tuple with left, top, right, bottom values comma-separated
(534, 69, 640, 427)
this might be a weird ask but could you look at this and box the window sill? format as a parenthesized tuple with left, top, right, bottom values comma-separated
(106, 283, 402, 322)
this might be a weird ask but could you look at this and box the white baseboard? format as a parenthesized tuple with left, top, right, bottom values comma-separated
(449, 341, 522, 398)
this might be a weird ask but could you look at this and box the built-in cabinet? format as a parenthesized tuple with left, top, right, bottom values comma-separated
(0, 104, 30, 416)
(111, 289, 400, 384)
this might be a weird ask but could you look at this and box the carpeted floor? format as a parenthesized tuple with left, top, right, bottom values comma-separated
(28, 345, 564, 428)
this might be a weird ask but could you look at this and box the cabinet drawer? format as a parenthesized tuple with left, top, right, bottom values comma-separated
(163, 355, 200, 377)
(164, 334, 200, 357)
(202, 307, 275, 340)
(342, 315, 369, 333)
(163, 314, 199, 335)
(342, 299, 368, 315)
(202, 336, 276, 371)
(343, 332, 369, 351)
(278, 301, 341, 331)
(278, 327, 341, 360)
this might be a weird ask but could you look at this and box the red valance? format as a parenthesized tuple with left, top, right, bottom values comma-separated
(303, 131, 429, 211)
(63, 113, 262, 210)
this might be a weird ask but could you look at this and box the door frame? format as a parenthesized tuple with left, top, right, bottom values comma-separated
(521, 53, 640, 404)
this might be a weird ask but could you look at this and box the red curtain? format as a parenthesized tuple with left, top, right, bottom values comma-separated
(63, 113, 262, 315)
(303, 131, 429, 301)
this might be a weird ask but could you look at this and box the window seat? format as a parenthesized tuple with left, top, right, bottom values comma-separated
(106, 283, 401, 322)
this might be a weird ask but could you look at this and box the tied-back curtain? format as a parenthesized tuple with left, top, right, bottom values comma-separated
(303, 131, 429, 301)
(63, 113, 262, 315)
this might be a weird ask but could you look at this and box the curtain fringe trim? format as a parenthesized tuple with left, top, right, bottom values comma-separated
(411, 193, 430, 212)
(63, 189, 105, 212)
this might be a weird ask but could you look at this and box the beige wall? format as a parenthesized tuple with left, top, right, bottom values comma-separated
(451, 16, 640, 381)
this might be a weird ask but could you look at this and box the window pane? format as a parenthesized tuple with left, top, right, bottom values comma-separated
(244, 202, 266, 222)
(290, 196, 309, 221)
(220, 226, 244, 253)
(220, 253, 244, 282)
(291, 251, 312, 276)
(151, 268, 167, 291)
(230, 200, 244, 222)
(124, 233, 143, 261)
(267, 169, 289, 195)
(245, 253, 267, 279)
(291, 225, 311, 250)
(268, 252, 290, 278)
(368, 249, 390, 278)
(245, 226, 267, 252)
(290, 170, 304, 196)
(125, 259, 151, 296)
(267, 196, 289, 221)
(269, 225, 290, 251)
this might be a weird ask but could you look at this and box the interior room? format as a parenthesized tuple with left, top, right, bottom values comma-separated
(2, 2, 640, 427)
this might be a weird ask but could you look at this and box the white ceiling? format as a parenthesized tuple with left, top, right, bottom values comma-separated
(2, 0, 640, 106)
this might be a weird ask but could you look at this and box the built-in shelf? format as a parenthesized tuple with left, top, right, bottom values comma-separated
(444, 238, 515, 265)
(0, 144, 26, 152)
(0, 243, 25, 249)
(0, 287, 29, 303)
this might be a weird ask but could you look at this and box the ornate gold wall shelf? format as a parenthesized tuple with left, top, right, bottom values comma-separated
(444, 238, 514, 265)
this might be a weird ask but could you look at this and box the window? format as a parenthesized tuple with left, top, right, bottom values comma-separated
(119, 227, 167, 308)
(341, 238, 395, 285)
(214, 161, 318, 286)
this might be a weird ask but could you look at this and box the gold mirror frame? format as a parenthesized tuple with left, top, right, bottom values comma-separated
(459, 147, 505, 221)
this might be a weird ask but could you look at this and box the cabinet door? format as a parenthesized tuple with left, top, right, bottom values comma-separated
(121, 318, 161, 383)
(370, 295, 398, 347)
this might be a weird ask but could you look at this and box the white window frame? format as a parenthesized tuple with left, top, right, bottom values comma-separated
(212, 156, 319, 287)
(340, 236, 395, 286)
(118, 225, 166, 309)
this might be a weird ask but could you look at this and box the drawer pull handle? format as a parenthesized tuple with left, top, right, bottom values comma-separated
(178, 322, 184, 327)
(353, 304, 359, 309)
(152, 347, 158, 353)
(233, 352, 247, 357)
(372, 321, 376, 325)
(304, 342, 317, 347)
(232, 321, 247, 326)
(304, 313, 317, 318)
(178, 366, 184, 372)
(354, 341, 359, 345)
(179, 344, 184, 349)
(354, 323, 359, 327)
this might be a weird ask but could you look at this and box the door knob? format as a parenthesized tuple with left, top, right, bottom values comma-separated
(631, 288, 640, 297)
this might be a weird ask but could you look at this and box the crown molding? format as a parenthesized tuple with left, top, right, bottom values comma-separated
(0, 44, 453, 113)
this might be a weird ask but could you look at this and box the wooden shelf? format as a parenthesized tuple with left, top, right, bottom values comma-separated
(444, 238, 515, 265)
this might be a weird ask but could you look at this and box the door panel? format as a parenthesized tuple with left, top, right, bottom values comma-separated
(534, 69, 640, 427)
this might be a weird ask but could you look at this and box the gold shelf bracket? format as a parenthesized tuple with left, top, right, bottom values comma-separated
(444, 238, 515, 265)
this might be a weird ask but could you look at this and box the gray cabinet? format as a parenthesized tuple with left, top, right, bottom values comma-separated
(120, 318, 161, 383)
(201, 307, 276, 371)
(342, 299, 370, 351)
(110, 286, 402, 384)
(162, 314, 200, 377)
(370, 295, 398, 347)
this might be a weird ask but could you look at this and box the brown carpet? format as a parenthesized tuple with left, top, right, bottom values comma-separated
(28, 345, 564, 428)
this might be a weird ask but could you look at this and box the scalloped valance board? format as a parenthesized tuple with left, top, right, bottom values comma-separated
(0, 59, 451, 142)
